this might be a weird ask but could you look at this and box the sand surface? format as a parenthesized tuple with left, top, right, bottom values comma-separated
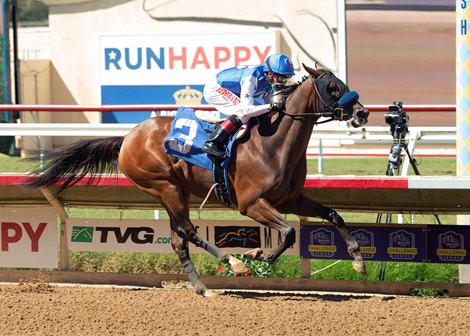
(0, 283, 469, 336)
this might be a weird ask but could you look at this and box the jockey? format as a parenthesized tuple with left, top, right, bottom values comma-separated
(202, 53, 295, 159)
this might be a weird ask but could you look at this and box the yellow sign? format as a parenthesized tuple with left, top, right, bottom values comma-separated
(173, 86, 203, 105)
(387, 247, 417, 255)
(308, 245, 337, 253)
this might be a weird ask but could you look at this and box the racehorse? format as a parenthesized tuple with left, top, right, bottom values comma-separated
(27, 63, 369, 297)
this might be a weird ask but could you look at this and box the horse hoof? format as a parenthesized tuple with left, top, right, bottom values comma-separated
(245, 248, 263, 260)
(228, 255, 249, 274)
(352, 260, 367, 276)
(204, 290, 224, 298)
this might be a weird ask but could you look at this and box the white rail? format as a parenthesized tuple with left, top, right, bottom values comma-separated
(0, 123, 135, 137)
(0, 123, 457, 144)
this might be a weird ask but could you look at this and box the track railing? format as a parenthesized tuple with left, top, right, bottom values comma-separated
(0, 103, 457, 112)
(2, 173, 470, 296)
(0, 104, 457, 154)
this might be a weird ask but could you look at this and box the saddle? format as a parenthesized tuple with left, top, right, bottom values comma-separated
(164, 107, 247, 208)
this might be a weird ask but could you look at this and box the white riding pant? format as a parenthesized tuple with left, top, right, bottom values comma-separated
(203, 80, 270, 124)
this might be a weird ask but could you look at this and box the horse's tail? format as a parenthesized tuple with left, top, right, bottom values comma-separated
(27, 136, 124, 195)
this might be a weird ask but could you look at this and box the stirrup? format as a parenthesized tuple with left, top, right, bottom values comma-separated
(202, 143, 227, 159)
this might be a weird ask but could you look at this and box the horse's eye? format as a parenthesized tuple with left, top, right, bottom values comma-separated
(327, 82, 340, 95)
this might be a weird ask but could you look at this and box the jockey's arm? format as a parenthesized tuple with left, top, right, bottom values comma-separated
(239, 74, 257, 106)
(236, 74, 271, 123)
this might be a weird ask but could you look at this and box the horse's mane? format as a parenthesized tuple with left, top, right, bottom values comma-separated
(282, 76, 312, 94)
(275, 76, 310, 103)
(277, 82, 299, 95)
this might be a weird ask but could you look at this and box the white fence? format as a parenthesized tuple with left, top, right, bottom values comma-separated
(0, 103, 457, 158)
(0, 122, 456, 141)
(0, 122, 457, 150)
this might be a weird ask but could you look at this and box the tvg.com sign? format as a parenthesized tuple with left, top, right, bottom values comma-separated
(67, 219, 174, 253)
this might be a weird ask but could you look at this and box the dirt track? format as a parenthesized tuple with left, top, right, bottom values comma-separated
(0, 284, 468, 336)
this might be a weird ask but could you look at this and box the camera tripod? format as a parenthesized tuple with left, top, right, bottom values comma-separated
(375, 112, 441, 281)
(384, 122, 420, 178)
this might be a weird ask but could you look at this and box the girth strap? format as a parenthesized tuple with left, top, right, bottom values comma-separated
(213, 160, 232, 207)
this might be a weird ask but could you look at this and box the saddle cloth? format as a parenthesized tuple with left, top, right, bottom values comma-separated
(164, 106, 236, 170)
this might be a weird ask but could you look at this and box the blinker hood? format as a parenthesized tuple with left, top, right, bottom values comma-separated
(312, 72, 350, 110)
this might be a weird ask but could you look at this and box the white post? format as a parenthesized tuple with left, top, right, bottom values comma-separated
(318, 139, 323, 174)
(400, 129, 420, 177)
(397, 129, 420, 224)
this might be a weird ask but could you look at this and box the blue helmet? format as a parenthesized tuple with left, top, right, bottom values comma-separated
(263, 53, 295, 77)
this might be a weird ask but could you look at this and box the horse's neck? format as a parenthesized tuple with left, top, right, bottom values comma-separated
(277, 83, 315, 148)
(259, 84, 316, 161)
(278, 113, 315, 160)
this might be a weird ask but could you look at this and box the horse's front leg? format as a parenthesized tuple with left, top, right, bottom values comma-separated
(282, 193, 366, 276)
(186, 228, 250, 274)
(170, 216, 249, 277)
(243, 198, 296, 264)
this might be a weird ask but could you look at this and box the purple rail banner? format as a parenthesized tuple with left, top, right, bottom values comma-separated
(427, 225, 470, 264)
(300, 223, 470, 264)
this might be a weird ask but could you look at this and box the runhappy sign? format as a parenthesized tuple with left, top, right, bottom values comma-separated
(99, 31, 276, 123)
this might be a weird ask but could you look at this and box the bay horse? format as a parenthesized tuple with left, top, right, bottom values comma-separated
(28, 64, 369, 296)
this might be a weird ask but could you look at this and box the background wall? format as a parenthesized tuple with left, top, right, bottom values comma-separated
(14, 1, 455, 149)
(16, 0, 344, 148)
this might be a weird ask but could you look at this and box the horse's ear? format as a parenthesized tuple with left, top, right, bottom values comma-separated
(302, 63, 322, 78)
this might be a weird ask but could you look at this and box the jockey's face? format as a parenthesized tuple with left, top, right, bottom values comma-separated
(266, 71, 291, 85)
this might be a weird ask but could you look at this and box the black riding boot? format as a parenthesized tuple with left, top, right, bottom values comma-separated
(202, 115, 242, 159)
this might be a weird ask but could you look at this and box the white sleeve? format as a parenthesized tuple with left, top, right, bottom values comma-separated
(238, 103, 272, 123)
(239, 74, 257, 106)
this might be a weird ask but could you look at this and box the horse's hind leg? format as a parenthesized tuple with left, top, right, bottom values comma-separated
(284, 194, 366, 275)
(161, 191, 248, 296)
(326, 211, 366, 275)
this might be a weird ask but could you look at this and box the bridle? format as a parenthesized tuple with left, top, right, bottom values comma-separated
(280, 74, 360, 124)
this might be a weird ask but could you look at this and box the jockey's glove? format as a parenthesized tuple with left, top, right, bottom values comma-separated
(270, 101, 285, 111)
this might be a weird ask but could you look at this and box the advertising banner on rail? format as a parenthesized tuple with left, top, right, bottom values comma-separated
(427, 225, 470, 264)
(300, 223, 427, 263)
(0, 207, 58, 268)
(99, 31, 276, 123)
(67, 218, 299, 255)
(300, 222, 470, 264)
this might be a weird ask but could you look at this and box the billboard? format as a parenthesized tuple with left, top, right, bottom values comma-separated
(0, 207, 58, 268)
(99, 31, 277, 123)
(301, 223, 470, 264)
(300, 224, 427, 263)
(67, 218, 299, 255)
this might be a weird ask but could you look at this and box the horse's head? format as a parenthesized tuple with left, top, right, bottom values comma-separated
(303, 63, 369, 127)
